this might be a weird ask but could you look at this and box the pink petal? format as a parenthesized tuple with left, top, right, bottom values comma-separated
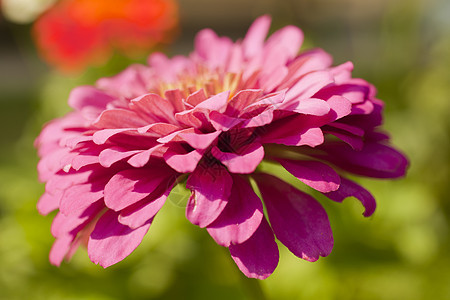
(129, 93, 177, 124)
(104, 169, 171, 211)
(96, 64, 150, 99)
(285, 71, 334, 102)
(259, 65, 289, 91)
(316, 82, 368, 104)
(88, 210, 151, 268)
(178, 130, 221, 150)
(93, 109, 147, 129)
(278, 159, 340, 193)
(241, 108, 275, 128)
(327, 95, 352, 120)
(68, 86, 114, 111)
(99, 147, 141, 168)
(229, 217, 279, 279)
(37, 192, 61, 215)
(119, 185, 172, 229)
(280, 98, 330, 116)
(164, 89, 185, 113)
(225, 89, 262, 117)
(93, 128, 133, 145)
(59, 180, 105, 215)
(280, 49, 333, 87)
(263, 127, 324, 147)
(324, 129, 364, 150)
(195, 90, 230, 111)
(49, 235, 74, 266)
(254, 173, 333, 261)
(186, 164, 232, 228)
(127, 145, 166, 168)
(264, 24, 304, 59)
(51, 202, 103, 238)
(209, 111, 243, 131)
(211, 143, 264, 174)
(194, 29, 233, 69)
(185, 89, 207, 106)
(157, 128, 196, 144)
(318, 141, 409, 178)
(324, 176, 376, 217)
(242, 15, 271, 58)
(163, 147, 203, 173)
(137, 123, 180, 136)
(70, 149, 102, 171)
(206, 175, 263, 247)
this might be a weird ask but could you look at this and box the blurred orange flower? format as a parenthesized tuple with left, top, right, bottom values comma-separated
(33, 0, 179, 73)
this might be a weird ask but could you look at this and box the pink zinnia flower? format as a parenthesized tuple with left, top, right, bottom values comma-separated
(36, 16, 408, 279)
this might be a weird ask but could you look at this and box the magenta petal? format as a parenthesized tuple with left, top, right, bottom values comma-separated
(93, 109, 147, 129)
(186, 164, 232, 228)
(164, 89, 185, 113)
(264, 127, 324, 147)
(119, 188, 171, 229)
(127, 145, 165, 168)
(59, 181, 104, 215)
(207, 175, 263, 247)
(254, 173, 333, 261)
(278, 159, 340, 193)
(195, 90, 229, 111)
(327, 95, 352, 120)
(211, 143, 264, 174)
(88, 210, 151, 268)
(229, 217, 279, 279)
(178, 131, 221, 150)
(93, 128, 133, 145)
(37, 192, 60, 215)
(225, 89, 262, 117)
(209, 111, 243, 131)
(280, 98, 330, 116)
(242, 15, 271, 57)
(264, 24, 304, 59)
(68, 86, 114, 111)
(96, 64, 151, 99)
(129, 93, 177, 124)
(164, 148, 203, 173)
(99, 147, 141, 167)
(49, 235, 73, 266)
(186, 89, 207, 106)
(319, 142, 409, 178)
(324, 176, 376, 217)
(104, 169, 170, 211)
(285, 71, 334, 102)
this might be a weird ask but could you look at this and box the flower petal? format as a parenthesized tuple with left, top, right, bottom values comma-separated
(68, 86, 113, 112)
(104, 168, 171, 211)
(254, 173, 333, 261)
(99, 147, 141, 168)
(229, 217, 279, 280)
(323, 176, 376, 217)
(242, 15, 271, 58)
(278, 159, 340, 193)
(264, 127, 324, 147)
(119, 183, 173, 229)
(318, 141, 409, 178)
(163, 147, 204, 173)
(211, 143, 264, 174)
(88, 210, 151, 268)
(129, 93, 177, 124)
(207, 175, 263, 247)
(186, 164, 232, 228)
